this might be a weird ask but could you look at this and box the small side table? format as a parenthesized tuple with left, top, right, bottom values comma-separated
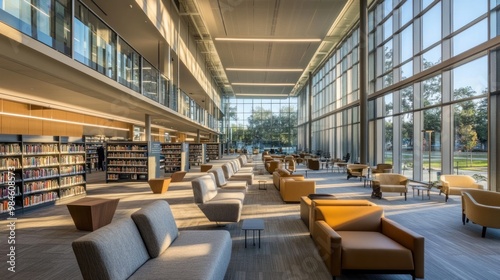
(258, 180, 267, 190)
(412, 185, 431, 200)
(67, 197, 120, 231)
(148, 178, 171, 194)
(242, 219, 265, 248)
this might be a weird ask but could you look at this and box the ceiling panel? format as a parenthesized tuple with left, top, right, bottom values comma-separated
(194, 0, 350, 96)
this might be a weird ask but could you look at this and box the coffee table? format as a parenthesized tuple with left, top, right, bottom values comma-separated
(67, 197, 120, 231)
(241, 218, 264, 248)
(411, 185, 431, 200)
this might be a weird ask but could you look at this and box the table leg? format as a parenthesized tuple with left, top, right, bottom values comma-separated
(245, 230, 247, 248)
(259, 230, 261, 248)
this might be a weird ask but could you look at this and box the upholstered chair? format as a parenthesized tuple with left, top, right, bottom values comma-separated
(371, 163, 393, 174)
(346, 164, 369, 180)
(371, 173, 408, 201)
(311, 203, 424, 279)
(461, 189, 500, 237)
(440, 174, 485, 202)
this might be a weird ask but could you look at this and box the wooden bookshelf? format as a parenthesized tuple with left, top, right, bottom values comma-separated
(106, 141, 149, 183)
(0, 135, 86, 215)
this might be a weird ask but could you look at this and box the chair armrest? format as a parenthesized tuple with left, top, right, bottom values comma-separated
(312, 220, 342, 277)
(381, 217, 424, 278)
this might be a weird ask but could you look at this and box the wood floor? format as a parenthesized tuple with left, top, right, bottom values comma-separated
(2, 155, 500, 280)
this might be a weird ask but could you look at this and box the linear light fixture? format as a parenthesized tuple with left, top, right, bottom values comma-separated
(226, 68, 303, 72)
(215, 38, 321, 42)
(235, 93, 289, 97)
(0, 112, 130, 131)
(232, 83, 295, 86)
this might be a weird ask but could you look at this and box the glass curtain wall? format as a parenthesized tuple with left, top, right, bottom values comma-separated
(225, 97, 298, 154)
(300, 0, 490, 184)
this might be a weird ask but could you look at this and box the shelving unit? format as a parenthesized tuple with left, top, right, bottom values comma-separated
(106, 141, 149, 183)
(84, 136, 105, 173)
(0, 135, 86, 215)
(188, 143, 205, 168)
(161, 143, 188, 172)
(205, 143, 222, 160)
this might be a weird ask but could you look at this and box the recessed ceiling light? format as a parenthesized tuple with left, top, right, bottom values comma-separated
(226, 68, 303, 72)
(232, 83, 295, 86)
(215, 38, 321, 42)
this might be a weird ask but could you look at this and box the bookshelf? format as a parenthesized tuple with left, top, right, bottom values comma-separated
(106, 141, 149, 183)
(84, 136, 105, 173)
(0, 135, 86, 215)
(161, 143, 188, 172)
(188, 143, 205, 168)
(206, 143, 222, 160)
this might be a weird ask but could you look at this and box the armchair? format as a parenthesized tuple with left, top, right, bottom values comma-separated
(461, 189, 500, 237)
(312, 204, 424, 279)
(272, 168, 304, 190)
(371, 173, 408, 200)
(440, 174, 485, 202)
(346, 164, 369, 180)
(279, 177, 315, 202)
(371, 163, 393, 174)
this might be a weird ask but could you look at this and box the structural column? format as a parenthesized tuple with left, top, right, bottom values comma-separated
(145, 114, 152, 142)
(359, 0, 369, 164)
(308, 72, 313, 153)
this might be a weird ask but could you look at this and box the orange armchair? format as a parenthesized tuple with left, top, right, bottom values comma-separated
(312, 204, 424, 279)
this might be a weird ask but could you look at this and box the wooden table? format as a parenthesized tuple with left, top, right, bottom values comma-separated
(200, 164, 213, 172)
(148, 178, 171, 194)
(67, 197, 120, 231)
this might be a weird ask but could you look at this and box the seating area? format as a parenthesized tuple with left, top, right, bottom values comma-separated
(72, 200, 232, 280)
(462, 189, 500, 237)
(11, 153, 500, 280)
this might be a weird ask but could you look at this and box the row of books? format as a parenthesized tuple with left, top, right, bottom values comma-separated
(23, 192, 58, 207)
(23, 179, 59, 194)
(107, 167, 147, 173)
(107, 145, 147, 151)
(107, 152, 147, 158)
(107, 159, 147, 166)
(0, 144, 21, 155)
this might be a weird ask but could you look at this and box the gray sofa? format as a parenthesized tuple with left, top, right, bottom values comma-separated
(208, 167, 248, 193)
(191, 173, 245, 223)
(72, 200, 232, 280)
(221, 162, 254, 185)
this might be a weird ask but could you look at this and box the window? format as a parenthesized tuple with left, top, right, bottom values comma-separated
(422, 3, 441, 50)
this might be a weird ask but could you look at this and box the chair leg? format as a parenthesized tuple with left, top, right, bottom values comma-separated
(445, 194, 449, 202)
(404, 192, 407, 201)
(482, 226, 487, 238)
(462, 213, 466, 225)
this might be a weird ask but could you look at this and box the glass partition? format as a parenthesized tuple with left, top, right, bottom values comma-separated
(74, 2, 116, 79)
(0, 0, 72, 55)
(142, 59, 159, 102)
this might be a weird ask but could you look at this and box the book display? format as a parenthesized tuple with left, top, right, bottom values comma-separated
(206, 143, 222, 160)
(0, 135, 86, 215)
(106, 141, 149, 183)
(188, 143, 205, 167)
(161, 143, 188, 172)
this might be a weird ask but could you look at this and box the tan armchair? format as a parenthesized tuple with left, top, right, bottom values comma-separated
(461, 189, 500, 237)
(265, 160, 281, 174)
(346, 164, 369, 180)
(312, 204, 424, 279)
(279, 177, 315, 202)
(440, 174, 485, 202)
(371, 163, 393, 174)
(272, 168, 304, 190)
(371, 173, 408, 201)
